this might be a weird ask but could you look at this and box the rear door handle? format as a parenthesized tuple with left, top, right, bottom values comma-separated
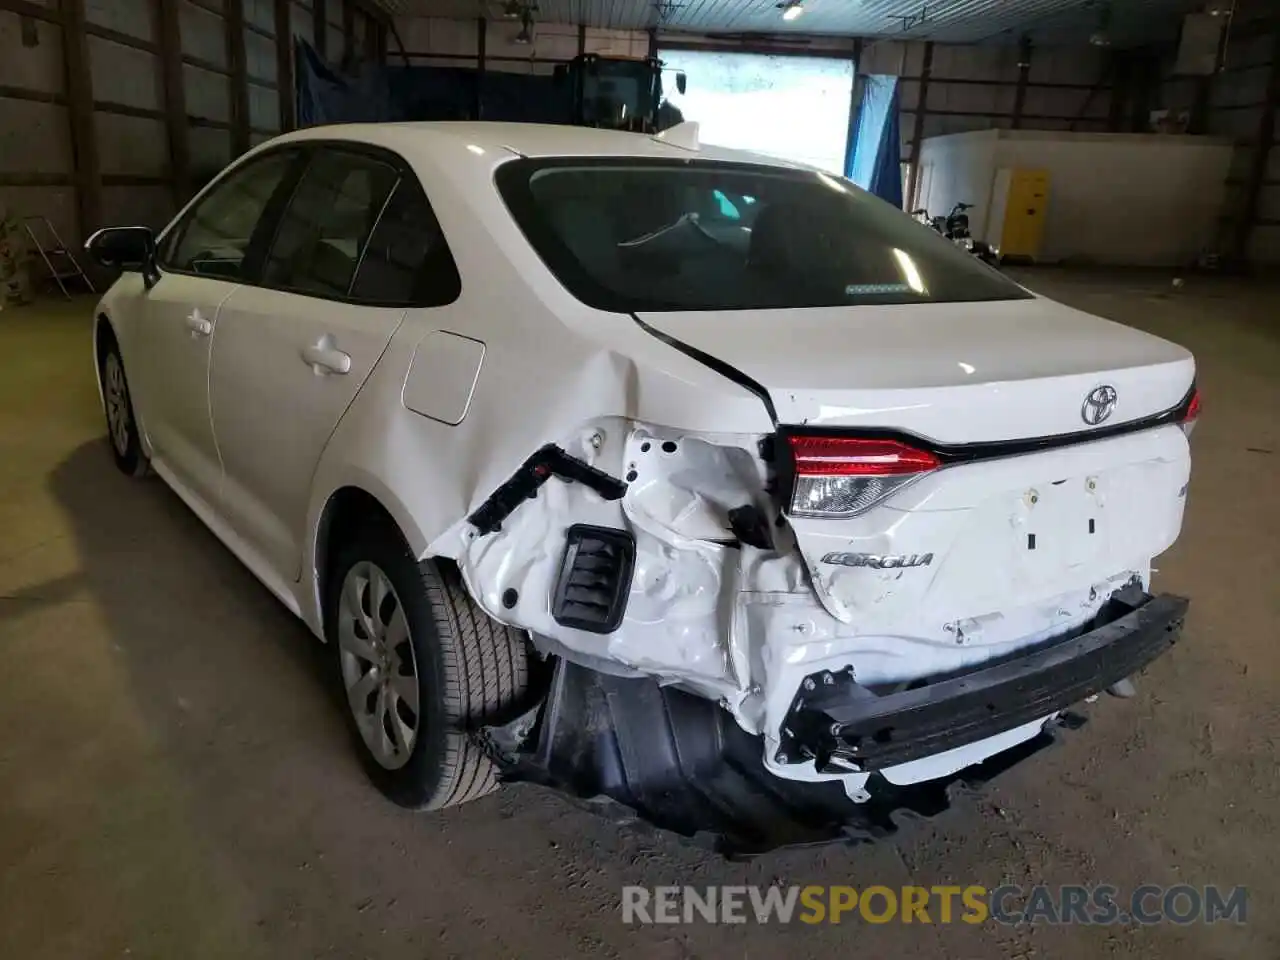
(301, 339, 351, 375)
(185, 310, 211, 336)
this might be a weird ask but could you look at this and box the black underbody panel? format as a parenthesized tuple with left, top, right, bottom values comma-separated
(479, 588, 1186, 857)
(480, 659, 1063, 857)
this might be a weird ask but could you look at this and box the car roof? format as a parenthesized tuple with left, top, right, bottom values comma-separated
(270, 121, 810, 170)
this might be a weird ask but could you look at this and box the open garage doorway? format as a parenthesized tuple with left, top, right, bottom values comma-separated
(658, 49, 855, 174)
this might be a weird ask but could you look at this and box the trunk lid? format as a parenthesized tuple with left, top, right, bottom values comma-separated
(640, 295, 1195, 632)
(635, 296, 1194, 441)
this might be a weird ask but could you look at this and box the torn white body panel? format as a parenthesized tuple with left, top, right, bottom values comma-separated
(458, 421, 762, 704)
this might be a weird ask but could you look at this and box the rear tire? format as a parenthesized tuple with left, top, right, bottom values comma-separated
(325, 519, 532, 809)
(99, 340, 149, 478)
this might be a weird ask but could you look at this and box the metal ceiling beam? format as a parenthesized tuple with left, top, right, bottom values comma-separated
(275, 0, 296, 130)
(154, 0, 191, 202)
(1235, 13, 1280, 260)
(315, 0, 328, 58)
(61, 0, 101, 241)
(904, 40, 934, 211)
(227, 0, 252, 156)
(1011, 35, 1032, 129)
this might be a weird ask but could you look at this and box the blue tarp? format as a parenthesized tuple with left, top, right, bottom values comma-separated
(846, 75, 903, 208)
(294, 38, 573, 126)
(294, 39, 402, 125)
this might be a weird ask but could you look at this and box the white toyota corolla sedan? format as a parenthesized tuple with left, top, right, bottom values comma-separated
(86, 121, 1197, 852)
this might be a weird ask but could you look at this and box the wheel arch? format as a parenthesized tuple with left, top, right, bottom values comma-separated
(93, 312, 116, 404)
(308, 477, 433, 640)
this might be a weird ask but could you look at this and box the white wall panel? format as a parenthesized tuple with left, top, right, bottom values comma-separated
(0, 101, 71, 173)
(85, 0, 155, 42)
(0, 12, 63, 94)
(184, 63, 232, 123)
(95, 114, 169, 176)
(89, 37, 162, 110)
(180, 0, 229, 68)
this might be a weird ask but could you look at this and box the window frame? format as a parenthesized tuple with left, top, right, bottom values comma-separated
(157, 146, 308, 283)
(157, 139, 462, 310)
(258, 147, 403, 303)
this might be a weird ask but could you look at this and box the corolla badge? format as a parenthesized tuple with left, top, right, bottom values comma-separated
(1081, 385, 1118, 426)
(821, 552, 934, 570)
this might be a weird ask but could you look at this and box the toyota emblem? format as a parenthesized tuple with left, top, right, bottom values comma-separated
(1082, 385, 1118, 425)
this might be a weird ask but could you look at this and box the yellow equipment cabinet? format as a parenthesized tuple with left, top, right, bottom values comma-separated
(988, 168, 1051, 262)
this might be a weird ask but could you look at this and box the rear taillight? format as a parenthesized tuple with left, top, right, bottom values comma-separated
(1180, 387, 1200, 437)
(785, 435, 942, 519)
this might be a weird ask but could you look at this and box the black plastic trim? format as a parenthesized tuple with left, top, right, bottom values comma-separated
(468, 444, 628, 535)
(551, 524, 635, 634)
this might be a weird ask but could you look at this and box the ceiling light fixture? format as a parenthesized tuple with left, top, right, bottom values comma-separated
(1088, 0, 1113, 47)
(777, 1, 804, 21)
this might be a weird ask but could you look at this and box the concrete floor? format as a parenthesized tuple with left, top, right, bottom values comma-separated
(0, 270, 1277, 959)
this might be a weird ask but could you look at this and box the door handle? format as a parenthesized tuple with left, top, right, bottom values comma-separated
(185, 310, 211, 336)
(301, 340, 351, 375)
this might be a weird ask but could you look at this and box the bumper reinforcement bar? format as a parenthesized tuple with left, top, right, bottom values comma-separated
(778, 585, 1188, 773)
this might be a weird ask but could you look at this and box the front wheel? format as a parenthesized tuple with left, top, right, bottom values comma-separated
(325, 522, 533, 809)
(100, 341, 149, 477)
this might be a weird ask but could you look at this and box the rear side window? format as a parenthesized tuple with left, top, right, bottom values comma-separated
(495, 158, 1032, 313)
(263, 149, 400, 298)
(348, 175, 461, 306)
(162, 150, 296, 280)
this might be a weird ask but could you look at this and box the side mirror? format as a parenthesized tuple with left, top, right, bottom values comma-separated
(85, 226, 159, 288)
(675, 72, 687, 95)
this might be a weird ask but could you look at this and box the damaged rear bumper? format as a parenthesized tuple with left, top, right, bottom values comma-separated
(777, 585, 1187, 772)
(481, 587, 1187, 855)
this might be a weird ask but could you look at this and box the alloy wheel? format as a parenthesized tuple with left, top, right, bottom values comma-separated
(103, 353, 130, 457)
(337, 562, 421, 770)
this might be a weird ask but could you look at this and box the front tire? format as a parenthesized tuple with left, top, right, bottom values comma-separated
(100, 342, 149, 477)
(325, 521, 532, 809)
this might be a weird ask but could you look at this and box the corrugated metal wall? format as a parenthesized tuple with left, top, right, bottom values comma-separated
(1160, 5, 1279, 263)
(859, 39, 1112, 168)
(397, 16, 648, 75)
(397, 18, 1114, 194)
(0, 0, 387, 254)
(385, 0, 1199, 47)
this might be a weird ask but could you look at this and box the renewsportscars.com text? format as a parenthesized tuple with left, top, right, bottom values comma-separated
(621, 884, 1248, 926)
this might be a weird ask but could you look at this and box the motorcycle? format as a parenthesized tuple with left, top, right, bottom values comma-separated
(913, 202, 1000, 267)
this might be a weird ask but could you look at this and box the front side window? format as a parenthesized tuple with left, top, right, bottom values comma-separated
(496, 158, 1032, 313)
(262, 149, 400, 298)
(162, 150, 297, 280)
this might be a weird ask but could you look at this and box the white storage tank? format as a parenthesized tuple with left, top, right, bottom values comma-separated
(913, 129, 1234, 268)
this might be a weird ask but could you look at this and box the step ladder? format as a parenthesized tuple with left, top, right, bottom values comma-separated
(22, 216, 94, 298)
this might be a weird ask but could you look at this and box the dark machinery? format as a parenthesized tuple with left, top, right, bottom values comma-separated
(553, 53, 686, 133)
(913, 201, 1001, 266)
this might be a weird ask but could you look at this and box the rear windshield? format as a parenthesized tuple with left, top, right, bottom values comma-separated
(495, 157, 1032, 313)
